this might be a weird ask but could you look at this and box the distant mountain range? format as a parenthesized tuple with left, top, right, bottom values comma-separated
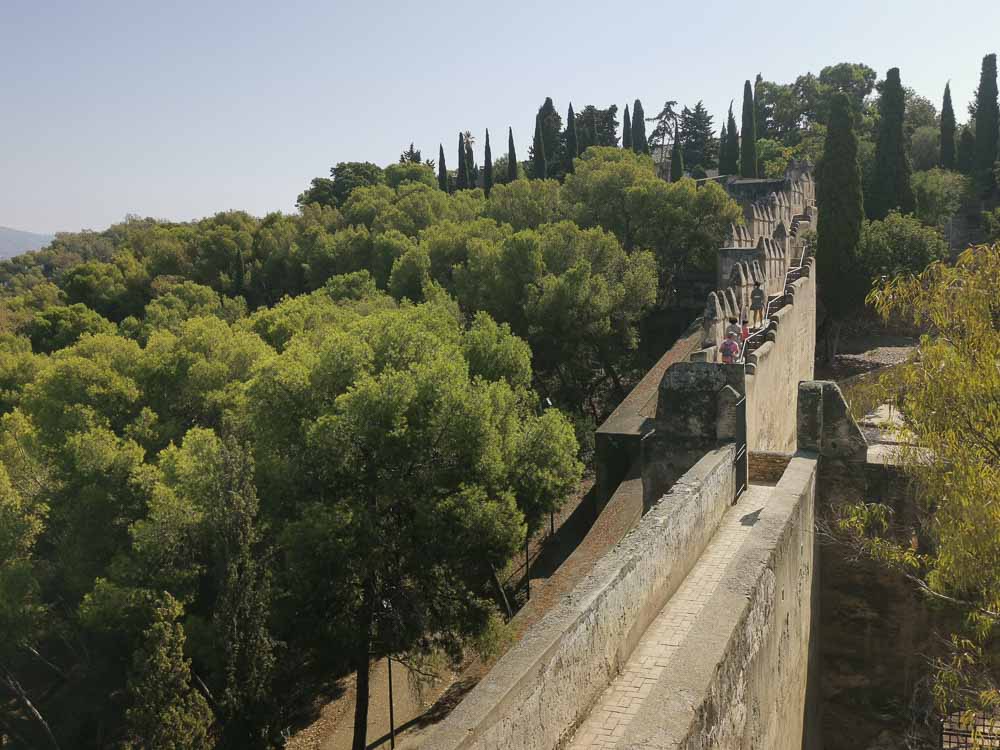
(0, 226, 55, 259)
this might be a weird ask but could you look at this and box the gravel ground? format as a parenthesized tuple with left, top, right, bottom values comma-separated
(814, 334, 917, 381)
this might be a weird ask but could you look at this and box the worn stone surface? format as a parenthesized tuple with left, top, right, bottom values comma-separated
(415, 448, 737, 750)
(596, 323, 705, 505)
(618, 455, 819, 750)
(797, 380, 868, 461)
(743, 259, 816, 453)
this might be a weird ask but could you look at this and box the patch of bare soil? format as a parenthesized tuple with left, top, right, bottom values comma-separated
(815, 333, 917, 382)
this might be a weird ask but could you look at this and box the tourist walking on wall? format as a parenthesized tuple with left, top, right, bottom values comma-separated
(725, 317, 741, 340)
(721, 331, 741, 364)
(750, 282, 765, 328)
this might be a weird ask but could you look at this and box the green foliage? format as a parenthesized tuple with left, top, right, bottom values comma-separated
(564, 103, 578, 175)
(456, 131, 469, 190)
(721, 103, 739, 175)
(909, 125, 940, 172)
(532, 97, 563, 175)
(531, 116, 546, 180)
(940, 83, 956, 169)
(384, 162, 436, 190)
(119, 592, 215, 750)
(622, 104, 632, 151)
(857, 211, 948, 279)
(817, 92, 866, 319)
(483, 129, 494, 196)
(868, 68, 915, 220)
(26, 303, 116, 353)
(297, 162, 385, 209)
(507, 127, 518, 183)
(957, 124, 976, 174)
(974, 54, 999, 191)
(861, 244, 1000, 717)
(631, 99, 648, 154)
(0, 115, 749, 747)
(679, 101, 716, 169)
(437, 144, 448, 192)
(484, 179, 565, 230)
(740, 80, 757, 177)
(574, 105, 619, 151)
(669, 139, 684, 181)
(911, 168, 970, 227)
(981, 207, 1000, 242)
(563, 148, 739, 287)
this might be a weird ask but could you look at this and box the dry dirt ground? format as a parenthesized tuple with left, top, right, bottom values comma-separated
(814, 333, 917, 382)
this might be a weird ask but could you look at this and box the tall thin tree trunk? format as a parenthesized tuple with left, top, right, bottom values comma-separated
(490, 564, 514, 620)
(351, 609, 372, 750)
(2, 668, 61, 750)
(824, 320, 842, 364)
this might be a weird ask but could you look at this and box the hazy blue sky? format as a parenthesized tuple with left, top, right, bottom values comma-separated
(3, 0, 999, 233)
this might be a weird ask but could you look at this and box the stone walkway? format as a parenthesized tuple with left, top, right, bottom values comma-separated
(566, 485, 772, 749)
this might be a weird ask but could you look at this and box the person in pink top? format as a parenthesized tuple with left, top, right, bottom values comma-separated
(720, 331, 741, 364)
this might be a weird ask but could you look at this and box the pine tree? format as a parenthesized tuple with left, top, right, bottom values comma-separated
(531, 115, 546, 179)
(957, 125, 976, 174)
(565, 103, 579, 174)
(940, 82, 957, 170)
(669, 138, 684, 181)
(437, 144, 448, 192)
(868, 67, 915, 219)
(456, 131, 468, 190)
(724, 103, 739, 175)
(632, 99, 648, 154)
(679, 101, 717, 170)
(622, 104, 633, 150)
(974, 54, 999, 191)
(484, 129, 494, 196)
(817, 92, 865, 359)
(507, 127, 518, 182)
(740, 80, 757, 177)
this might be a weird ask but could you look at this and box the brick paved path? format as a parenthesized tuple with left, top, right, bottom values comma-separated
(566, 485, 772, 749)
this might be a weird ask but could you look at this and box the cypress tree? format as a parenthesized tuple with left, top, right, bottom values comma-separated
(483, 129, 494, 196)
(632, 99, 648, 153)
(940, 82, 956, 170)
(974, 53, 999, 191)
(868, 67, 915, 219)
(465, 135, 477, 187)
(507, 127, 518, 182)
(669, 138, 684, 181)
(719, 122, 727, 172)
(456, 132, 468, 190)
(531, 115, 546, 179)
(534, 97, 563, 169)
(622, 105, 633, 151)
(565, 103, 579, 174)
(957, 125, 976, 174)
(754, 73, 767, 140)
(739, 80, 757, 177)
(437, 144, 448, 192)
(817, 93, 865, 358)
(725, 103, 739, 175)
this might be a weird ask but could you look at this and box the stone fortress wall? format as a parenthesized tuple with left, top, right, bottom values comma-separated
(415, 163, 822, 750)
